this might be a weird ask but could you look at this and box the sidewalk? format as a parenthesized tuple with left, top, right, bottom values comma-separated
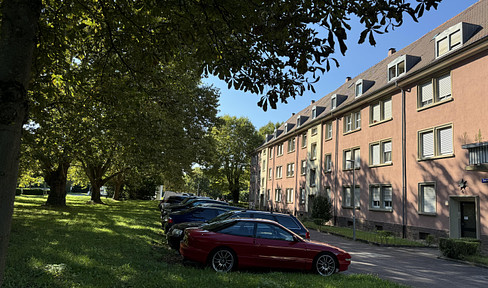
(310, 230, 488, 288)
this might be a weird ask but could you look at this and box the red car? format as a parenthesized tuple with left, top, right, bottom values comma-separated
(180, 218, 351, 276)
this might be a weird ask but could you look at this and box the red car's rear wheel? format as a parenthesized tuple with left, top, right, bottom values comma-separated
(210, 248, 236, 273)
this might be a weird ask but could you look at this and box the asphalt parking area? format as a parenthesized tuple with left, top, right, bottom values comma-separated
(310, 230, 488, 288)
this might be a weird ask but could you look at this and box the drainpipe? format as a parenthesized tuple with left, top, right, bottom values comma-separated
(294, 133, 299, 216)
(334, 114, 340, 226)
(397, 81, 407, 238)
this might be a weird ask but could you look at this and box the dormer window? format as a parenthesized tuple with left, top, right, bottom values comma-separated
(388, 54, 420, 82)
(273, 129, 277, 138)
(435, 22, 478, 58)
(297, 116, 301, 128)
(331, 95, 337, 110)
(285, 124, 288, 134)
(312, 106, 317, 119)
(354, 79, 374, 97)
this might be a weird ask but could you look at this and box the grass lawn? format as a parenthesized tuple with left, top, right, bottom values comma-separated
(303, 221, 428, 247)
(4, 195, 407, 288)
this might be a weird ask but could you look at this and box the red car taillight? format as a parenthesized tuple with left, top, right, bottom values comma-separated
(168, 217, 173, 225)
(305, 231, 310, 239)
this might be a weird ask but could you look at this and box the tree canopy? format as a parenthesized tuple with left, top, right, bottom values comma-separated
(0, 0, 443, 284)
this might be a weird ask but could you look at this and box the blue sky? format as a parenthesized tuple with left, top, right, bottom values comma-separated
(203, 0, 478, 130)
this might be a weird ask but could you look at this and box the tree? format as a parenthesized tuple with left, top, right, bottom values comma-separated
(0, 0, 443, 284)
(258, 121, 283, 141)
(206, 116, 262, 203)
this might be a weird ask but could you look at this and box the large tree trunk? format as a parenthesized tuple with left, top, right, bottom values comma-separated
(112, 173, 124, 200)
(0, 0, 41, 285)
(90, 183, 103, 204)
(44, 162, 70, 206)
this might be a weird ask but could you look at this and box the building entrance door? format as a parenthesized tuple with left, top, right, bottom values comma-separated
(461, 201, 476, 238)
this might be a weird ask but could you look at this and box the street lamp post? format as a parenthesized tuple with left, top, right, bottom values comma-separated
(347, 159, 357, 241)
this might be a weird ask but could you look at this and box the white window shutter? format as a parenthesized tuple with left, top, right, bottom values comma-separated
(437, 37, 448, 56)
(422, 131, 434, 158)
(437, 74, 451, 100)
(372, 103, 380, 122)
(383, 98, 392, 120)
(423, 185, 436, 213)
(438, 127, 453, 155)
(383, 141, 392, 162)
(372, 144, 380, 165)
(354, 149, 361, 168)
(421, 81, 433, 105)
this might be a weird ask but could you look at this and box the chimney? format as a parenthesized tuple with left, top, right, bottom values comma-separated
(292, 113, 295, 116)
(388, 48, 396, 56)
(311, 100, 315, 104)
(345, 76, 351, 83)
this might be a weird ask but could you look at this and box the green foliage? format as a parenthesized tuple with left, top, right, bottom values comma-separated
(15, 189, 22, 196)
(5, 196, 406, 288)
(439, 238, 481, 259)
(258, 121, 283, 141)
(311, 195, 332, 224)
(425, 235, 437, 247)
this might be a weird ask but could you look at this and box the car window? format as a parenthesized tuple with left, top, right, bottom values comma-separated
(193, 209, 217, 218)
(252, 213, 275, 221)
(256, 223, 294, 241)
(217, 221, 255, 237)
(274, 215, 299, 229)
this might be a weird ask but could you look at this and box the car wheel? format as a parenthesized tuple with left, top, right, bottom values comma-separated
(314, 253, 337, 276)
(210, 248, 236, 273)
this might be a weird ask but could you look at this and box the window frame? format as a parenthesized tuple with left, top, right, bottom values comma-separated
(343, 110, 361, 134)
(417, 72, 452, 110)
(324, 154, 332, 173)
(275, 165, 283, 179)
(342, 185, 360, 209)
(301, 134, 307, 148)
(286, 188, 294, 203)
(369, 184, 393, 212)
(287, 138, 296, 153)
(343, 147, 361, 170)
(418, 182, 437, 215)
(309, 168, 316, 187)
(325, 121, 333, 140)
(369, 139, 393, 167)
(418, 124, 454, 160)
(387, 55, 407, 82)
(275, 188, 282, 202)
(286, 162, 295, 177)
(311, 142, 317, 160)
(301, 159, 307, 175)
(268, 168, 272, 179)
(369, 97, 392, 125)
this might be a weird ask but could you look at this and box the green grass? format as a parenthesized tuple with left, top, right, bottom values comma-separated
(303, 221, 427, 247)
(463, 254, 488, 266)
(4, 196, 407, 288)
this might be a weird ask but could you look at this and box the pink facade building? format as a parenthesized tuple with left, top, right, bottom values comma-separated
(250, 1, 488, 250)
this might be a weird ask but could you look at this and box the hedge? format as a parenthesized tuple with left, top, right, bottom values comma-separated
(20, 188, 48, 196)
(439, 237, 480, 259)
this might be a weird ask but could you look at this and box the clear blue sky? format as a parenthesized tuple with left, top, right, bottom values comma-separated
(203, 0, 478, 130)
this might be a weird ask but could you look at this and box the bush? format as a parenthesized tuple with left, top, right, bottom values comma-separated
(21, 188, 47, 195)
(439, 238, 481, 259)
(311, 195, 332, 225)
(15, 188, 22, 196)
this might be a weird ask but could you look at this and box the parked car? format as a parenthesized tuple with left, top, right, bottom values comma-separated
(162, 206, 232, 233)
(166, 210, 310, 250)
(161, 198, 228, 216)
(158, 195, 189, 211)
(180, 218, 351, 276)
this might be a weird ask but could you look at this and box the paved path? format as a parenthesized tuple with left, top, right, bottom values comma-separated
(310, 230, 488, 288)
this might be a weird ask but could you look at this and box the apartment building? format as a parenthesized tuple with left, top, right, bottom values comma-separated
(249, 0, 488, 250)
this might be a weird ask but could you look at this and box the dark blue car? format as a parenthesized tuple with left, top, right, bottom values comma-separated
(162, 206, 233, 233)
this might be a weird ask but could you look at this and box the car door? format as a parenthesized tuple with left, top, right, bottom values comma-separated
(189, 208, 218, 222)
(214, 221, 256, 267)
(253, 222, 307, 270)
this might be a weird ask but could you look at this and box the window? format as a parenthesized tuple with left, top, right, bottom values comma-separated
(369, 185, 393, 210)
(418, 73, 451, 108)
(418, 183, 436, 214)
(418, 124, 453, 159)
(301, 134, 307, 148)
(388, 58, 406, 81)
(218, 221, 255, 237)
(262, 160, 266, 172)
(331, 95, 337, 110)
(269, 147, 273, 159)
(343, 147, 360, 170)
(301, 160, 307, 175)
(343, 186, 360, 208)
(297, 116, 301, 128)
(325, 154, 332, 172)
(325, 122, 333, 140)
(312, 106, 317, 119)
(311, 127, 318, 135)
(277, 143, 284, 156)
(369, 139, 392, 166)
(263, 150, 266, 156)
(286, 188, 293, 203)
(275, 188, 282, 202)
(309, 168, 316, 187)
(256, 223, 294, 241)
(287, 138, 296, 153)
(344, 111, 361, 133)
(463, 142, 488, 166)
(434, 22, 473, 58)
(370, 97, 392, 124)
(355, 82, 363, 97)
(286, 163, 295, 177)
(311, 142, 317, 160)
(300, 188, 306, 204)
(266, 189, 270, 201)
(325, 186, 332, 200)
(276, 166, 283, 178)
(268, 168, 272, 179)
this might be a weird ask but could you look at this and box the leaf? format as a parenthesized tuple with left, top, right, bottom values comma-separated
(368, 31, 376, 46)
